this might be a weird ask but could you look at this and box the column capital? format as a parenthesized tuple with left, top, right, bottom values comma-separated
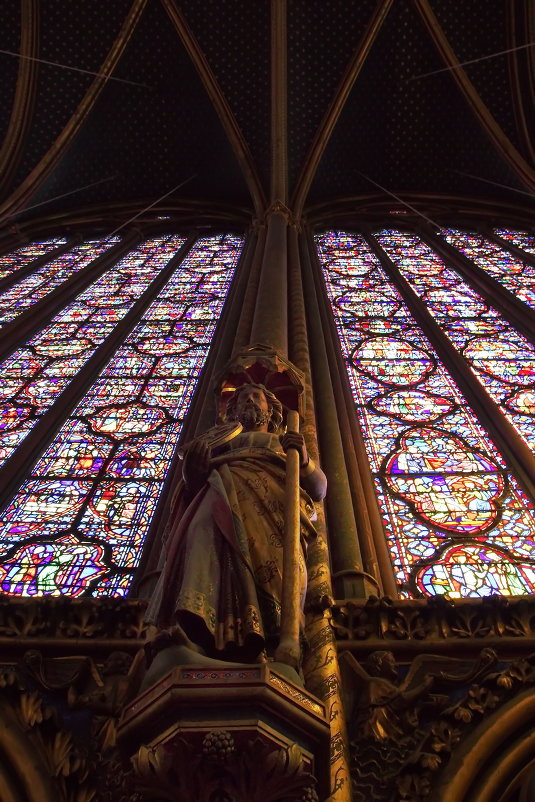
(264, 199, 300, 229)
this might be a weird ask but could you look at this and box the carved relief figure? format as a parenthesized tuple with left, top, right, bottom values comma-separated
(341, 646, 498, 741)
(145, 383, 326, 677)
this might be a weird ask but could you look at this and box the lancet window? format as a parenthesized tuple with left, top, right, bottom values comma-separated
(0, 238, 67, 281)
(0, 233, 243, 596)
(0, 239, 120, 329)
(317, 229, 535, 599)
(374, 231, 535, 451)
(440, 229, 535, 310)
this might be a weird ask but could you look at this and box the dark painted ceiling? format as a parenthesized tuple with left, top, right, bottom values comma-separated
(0, 0, 533, 231)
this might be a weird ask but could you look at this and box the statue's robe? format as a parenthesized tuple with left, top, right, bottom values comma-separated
(147, 431, 317, 659)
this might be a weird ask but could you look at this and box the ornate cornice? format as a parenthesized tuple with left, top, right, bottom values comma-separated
(333, 596, 535, 660)
(0, 597, 147, 662)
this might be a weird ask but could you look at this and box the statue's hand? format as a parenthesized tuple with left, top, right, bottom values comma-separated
(280, 431, 308, 467)
(281, 432, 327, 501)
(182, 440, 212, 491)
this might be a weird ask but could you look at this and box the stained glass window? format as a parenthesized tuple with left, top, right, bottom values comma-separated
(316, 231, 535, 600)
(0, 239, 120, 330)
(0, 238, 67, 281)
(494, 229, 535, 258)
(441, 229, 535, 311)
(0, 236, 184, 467)
(0, 234, 242, 597)
(375, 231, 535, 451)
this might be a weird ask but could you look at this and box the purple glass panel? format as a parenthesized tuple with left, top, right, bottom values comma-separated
(442, 229, 535, 310)
(376, 231, 535, 451)
(0, 238, 66, 281)
(317, 231, 535, 599)
(0, 239, 119, 330)
(0, 237, 185, 467)
(0, 235, 243, 597)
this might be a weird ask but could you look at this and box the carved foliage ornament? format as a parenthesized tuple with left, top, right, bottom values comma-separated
(0, 667, 94, 802)
(343, 647, 535, 802)
(332, 594, 535, 644)
(132, 733, 318, 802)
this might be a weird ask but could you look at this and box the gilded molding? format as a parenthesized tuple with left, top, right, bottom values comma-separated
(120, 662, 330, 800)
(0, 597, 147, 662)
(287, 230, 352, 802)
(333, 595, 535, 659)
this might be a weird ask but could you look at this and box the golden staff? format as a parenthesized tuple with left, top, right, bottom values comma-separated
(275, 409, 302, 670)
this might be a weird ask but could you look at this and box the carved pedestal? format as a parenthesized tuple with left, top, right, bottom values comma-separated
(118, 664, 331, 802)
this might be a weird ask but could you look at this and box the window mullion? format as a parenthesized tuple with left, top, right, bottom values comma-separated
(0, 236, 80, 294)
(170, 227, 254, 444)
(304, 228, 397, 599)
(0, 235, 195, 513)
(0, 232, 142, 364)
(131, 229, 254, 594)
(418, 226, 535, 347)
(488, 230, 535, 269)
(365, 232, 535, 503)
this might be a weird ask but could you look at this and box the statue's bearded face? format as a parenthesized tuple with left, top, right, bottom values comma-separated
(235, 386, 271, 429)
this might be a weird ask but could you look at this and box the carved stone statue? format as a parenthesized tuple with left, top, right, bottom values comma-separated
(144, 382, 326, 681)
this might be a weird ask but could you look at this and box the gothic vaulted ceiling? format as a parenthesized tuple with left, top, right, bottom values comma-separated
(0, 0, 533, 230)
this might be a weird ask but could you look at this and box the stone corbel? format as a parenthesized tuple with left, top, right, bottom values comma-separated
(0, 665, 94, 802)
(119, 663, 331, 802)
(133, 734, 319, 802)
